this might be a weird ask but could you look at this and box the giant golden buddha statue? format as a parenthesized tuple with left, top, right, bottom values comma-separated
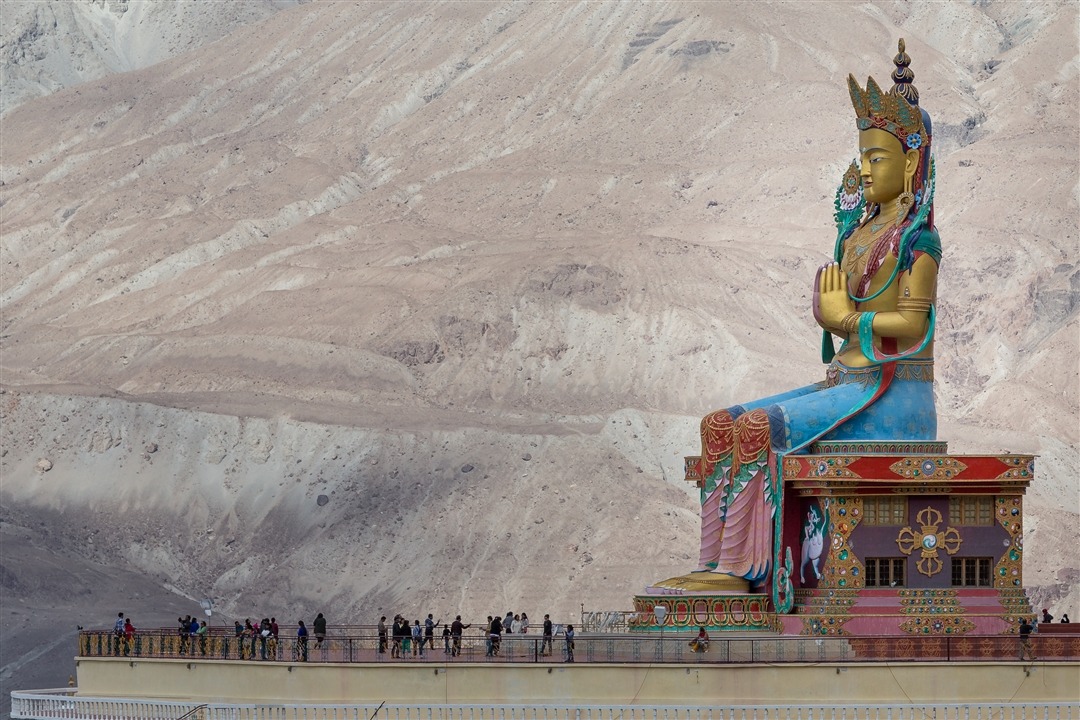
(658, 40, 940, 596)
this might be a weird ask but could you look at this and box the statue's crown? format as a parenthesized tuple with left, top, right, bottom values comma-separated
(848, 39, 927, 146)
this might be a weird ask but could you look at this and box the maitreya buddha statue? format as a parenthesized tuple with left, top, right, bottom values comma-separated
(658, 40, 940, 596)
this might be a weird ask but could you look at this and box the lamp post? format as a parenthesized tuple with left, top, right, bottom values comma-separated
(653, 605, 667, 661)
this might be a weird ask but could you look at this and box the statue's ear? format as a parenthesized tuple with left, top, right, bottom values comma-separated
(905, 148, 920, 178)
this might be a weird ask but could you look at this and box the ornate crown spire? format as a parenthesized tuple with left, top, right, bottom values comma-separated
(890, 38, 919, 106)
(847, 38, 926, 147)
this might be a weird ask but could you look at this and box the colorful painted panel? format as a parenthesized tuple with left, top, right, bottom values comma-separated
(994, 496, 1024, 588)
(819, 497, 864, 589)
(630, 594, 771, 631)
(889, 456, 968, 480)
(899, 615, 976, 635)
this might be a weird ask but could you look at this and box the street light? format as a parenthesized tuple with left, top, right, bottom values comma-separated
(653, 605, 667, 661)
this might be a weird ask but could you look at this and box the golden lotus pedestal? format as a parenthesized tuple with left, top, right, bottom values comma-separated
(631, 572, 773, 632)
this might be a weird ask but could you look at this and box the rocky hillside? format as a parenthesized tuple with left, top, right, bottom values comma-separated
(0, 0, 1076, 705)
(0, 0, 302, 115)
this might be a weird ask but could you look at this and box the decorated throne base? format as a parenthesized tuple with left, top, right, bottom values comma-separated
(632, 575, 774, 632)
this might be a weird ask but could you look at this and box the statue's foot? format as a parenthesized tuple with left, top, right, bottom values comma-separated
(650, 572, 750, 592)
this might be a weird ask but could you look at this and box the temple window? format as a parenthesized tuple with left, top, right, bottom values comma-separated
(865, 557, 906, 587)
(948, 496, 994, 525)
(951, 557, 993, 587)
(861, 497, 907, 525)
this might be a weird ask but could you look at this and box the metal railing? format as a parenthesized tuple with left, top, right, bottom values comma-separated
(9, 693, 1079, 720)
(77, 630, 1080, 664)
(579, 611, 638, 633)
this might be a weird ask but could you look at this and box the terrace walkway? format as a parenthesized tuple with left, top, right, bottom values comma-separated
(78, 629, 1080, 664)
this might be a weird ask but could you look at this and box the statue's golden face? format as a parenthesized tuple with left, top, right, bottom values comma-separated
(858, 128, 918, 204)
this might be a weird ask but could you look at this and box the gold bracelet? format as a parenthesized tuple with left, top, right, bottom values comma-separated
(841, 312, 860, 334)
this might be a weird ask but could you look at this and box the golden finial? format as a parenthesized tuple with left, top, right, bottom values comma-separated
(891, 38, 919, 106)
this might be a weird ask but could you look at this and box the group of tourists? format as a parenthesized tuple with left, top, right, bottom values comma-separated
(231, 616, 285, 660)
(111, 608, 577, 662)
(1040, 609, 1070, 625)
(177, 615, 210, 654)
(237, 612, 326, 661)
(380, 613, 444, 658)
(374, 611, 573, 660)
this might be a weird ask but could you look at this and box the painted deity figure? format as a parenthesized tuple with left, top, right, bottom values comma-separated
(657, 40, 940, 601)
(800, 499, 830, 584)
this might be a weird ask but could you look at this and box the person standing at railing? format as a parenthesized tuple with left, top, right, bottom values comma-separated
(112, 612, 125, 656)
(259, 618, 272, 660)
(507, 614, 523, 657)
(391, 615, 407, 658)
(378, 616, 388, 654)
(520, 613, 530, 634)
(178, 617, 190, 655)
(1018, 617, 1036, 661)
(313, 613, 327, 653)
(244, 619, 256, 660)
(188, 617, 200, 655)
(232, 620, 242, 657)
(489, 614, 503, 656)
(197, 621, 209, 656)
(450, 616, 469, 657)
(541, 614, 553, 656)
(412, 620, 424, 657)
(123, 618, 135, 656)
(564, 624, 574, 663)
(296, 620, 309, 661)
(424, 614, 440, 651)
(270, 618, 280, 659)
(443, 622, 452, 653)
(401, 618, 412, 656)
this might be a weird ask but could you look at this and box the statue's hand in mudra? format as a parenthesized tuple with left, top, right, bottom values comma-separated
(815, 262, 856, 333)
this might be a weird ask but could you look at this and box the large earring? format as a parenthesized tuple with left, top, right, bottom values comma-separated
(895, 192, 914, 226)
(895, 175, 914, 227)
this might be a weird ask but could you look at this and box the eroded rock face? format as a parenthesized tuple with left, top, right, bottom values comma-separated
(0, 0, 302, 114)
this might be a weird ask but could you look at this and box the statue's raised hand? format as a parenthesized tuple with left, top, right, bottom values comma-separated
(815, 262, 856, 331)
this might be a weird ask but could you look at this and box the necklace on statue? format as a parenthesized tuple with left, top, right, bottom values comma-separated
(870, 219, 888, 233)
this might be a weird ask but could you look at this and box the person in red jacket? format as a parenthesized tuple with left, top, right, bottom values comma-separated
(122, 618, 135, 656)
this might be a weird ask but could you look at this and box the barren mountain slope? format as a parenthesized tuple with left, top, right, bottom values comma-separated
(0, 0, 302, 115)
(0, 0, 1077, 701)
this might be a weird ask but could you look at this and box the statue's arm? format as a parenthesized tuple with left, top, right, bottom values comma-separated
(868, 253, 938, 340)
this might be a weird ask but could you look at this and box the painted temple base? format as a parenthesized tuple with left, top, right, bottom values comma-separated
(638, 440, 1035, 638)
